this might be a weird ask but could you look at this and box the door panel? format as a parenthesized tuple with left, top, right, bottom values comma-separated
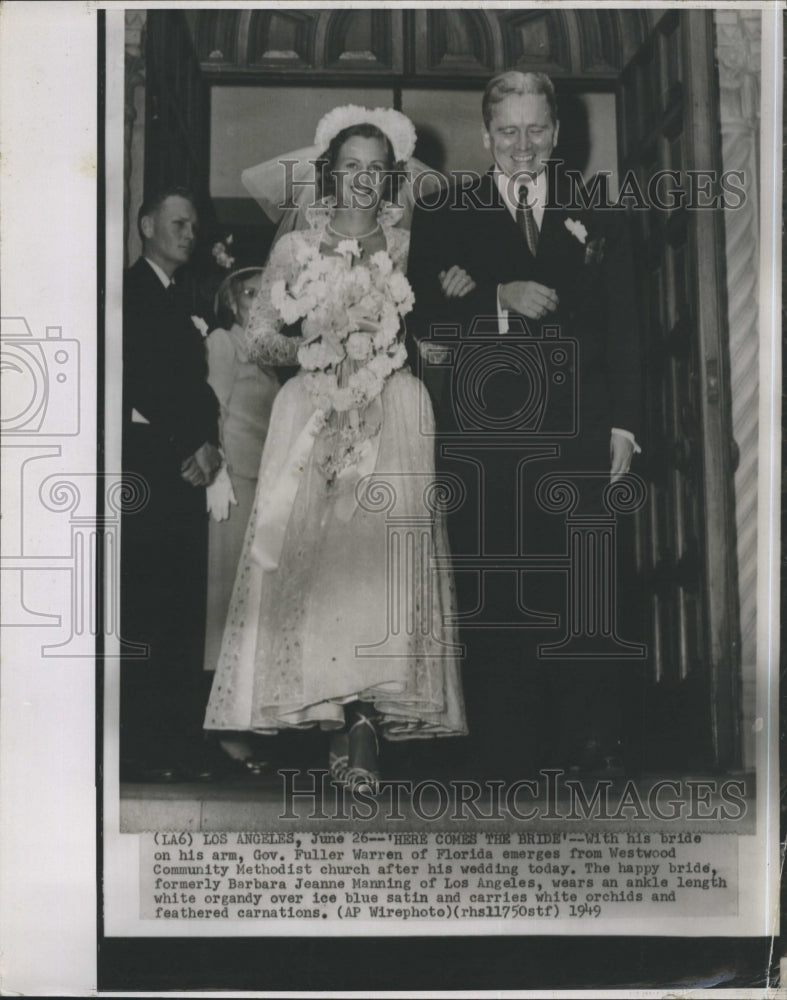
(617, 10, 741, 769)
(144, 11, 210, 208)
(142, 11, 214, 313)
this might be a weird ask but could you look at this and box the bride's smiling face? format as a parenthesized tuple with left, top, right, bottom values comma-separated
(332, 135, 390, 211)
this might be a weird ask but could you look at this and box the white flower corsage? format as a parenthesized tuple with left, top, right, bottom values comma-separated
(212, 234, 235, 270)
(565, 218, 588, 244)
(336, 238, 361, 260)
(191, 315, 209, 337)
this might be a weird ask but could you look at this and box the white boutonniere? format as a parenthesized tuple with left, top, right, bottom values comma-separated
(191, 315, 209, 338)
(565, 218, 588, 244)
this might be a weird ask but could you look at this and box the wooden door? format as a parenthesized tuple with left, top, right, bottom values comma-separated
(142, 10, 214, 312)
(617, 10, 741, 769)
(144, 10, 211, 217)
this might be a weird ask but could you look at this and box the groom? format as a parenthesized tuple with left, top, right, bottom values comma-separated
(407, 71, 643, 779)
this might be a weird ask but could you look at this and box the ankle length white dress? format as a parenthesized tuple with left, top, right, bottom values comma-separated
(204, 219, 467, 741)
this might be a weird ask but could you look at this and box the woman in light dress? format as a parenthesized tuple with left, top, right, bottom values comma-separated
(205, 107, 471, 790)
(203, 264, 280, 770)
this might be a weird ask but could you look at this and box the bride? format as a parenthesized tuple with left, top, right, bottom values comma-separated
(204, 106, 471, 791)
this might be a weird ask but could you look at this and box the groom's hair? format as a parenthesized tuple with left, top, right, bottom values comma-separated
(482, 71, 558, 128)
(137, 186, 197, 239)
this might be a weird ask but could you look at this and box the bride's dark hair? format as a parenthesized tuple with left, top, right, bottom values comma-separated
(316, 123, 403, 205)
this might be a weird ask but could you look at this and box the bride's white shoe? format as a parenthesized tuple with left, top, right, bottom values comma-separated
(345, 712, 380, 795)
(328, 731, 350, 783)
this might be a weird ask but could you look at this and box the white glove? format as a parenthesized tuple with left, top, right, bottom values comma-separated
(206, 464, 238, 522)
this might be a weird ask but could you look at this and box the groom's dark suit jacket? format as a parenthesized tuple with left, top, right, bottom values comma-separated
(407, 168, 642, 464)
(121, 257, 219, 757)
(406, 168, 644, 772)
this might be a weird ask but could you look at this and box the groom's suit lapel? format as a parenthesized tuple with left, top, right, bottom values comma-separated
(477, 171, 584, 288)
(534, 181, 586, 295)
(132, 257, 197, 344)
(480, 172, 536, 274)
(135, 256, 170, 303)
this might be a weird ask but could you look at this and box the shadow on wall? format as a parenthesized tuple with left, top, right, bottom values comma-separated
(414, 126, 448, 175)
(556, 93, 591, 176)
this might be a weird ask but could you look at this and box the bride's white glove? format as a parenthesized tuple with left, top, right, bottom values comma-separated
(206, 463, 238, 522)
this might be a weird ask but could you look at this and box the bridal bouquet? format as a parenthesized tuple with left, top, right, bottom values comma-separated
(269, 238, 415, 482)
(270, 238, 413, 410)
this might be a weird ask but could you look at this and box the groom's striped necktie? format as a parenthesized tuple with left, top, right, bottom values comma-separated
(516, 184, 539, 257)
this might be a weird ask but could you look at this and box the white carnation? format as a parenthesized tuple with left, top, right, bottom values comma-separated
(355, 291, 378, 317)
(346, 332, 374, 362)
(336, 239, 361, 259)
(271, 283, 303, 326)
(368, 353, 395, 380)
(301, 316, 321, 343)
(349, 369, 384, 404)
(332, 387, 356, 412)
(400, 289, 415, 316)
(389, 342, 408, 368)
(295, 242, 318, 266)
(388, 272, 413, 307)
(373, 325, 397, 351)
(298, 340, 343, 371)
(270, 279, 287, 308)
(374, 303, 400, 346)
(350, 266, 372, 293)
(370, 250, 393, 276)
(312, 255, 334, 276)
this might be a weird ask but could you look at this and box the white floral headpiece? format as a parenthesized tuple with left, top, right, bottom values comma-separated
(314, 105, 416, 163)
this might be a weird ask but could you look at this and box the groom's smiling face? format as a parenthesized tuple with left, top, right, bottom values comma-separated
(483, 92, 559, 182)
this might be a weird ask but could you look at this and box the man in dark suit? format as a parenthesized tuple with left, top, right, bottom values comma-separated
(407, 71, 643, 779)
(121, 187, 223, 781)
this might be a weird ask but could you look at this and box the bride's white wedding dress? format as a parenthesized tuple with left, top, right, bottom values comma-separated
(204, 219, 467, 740)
